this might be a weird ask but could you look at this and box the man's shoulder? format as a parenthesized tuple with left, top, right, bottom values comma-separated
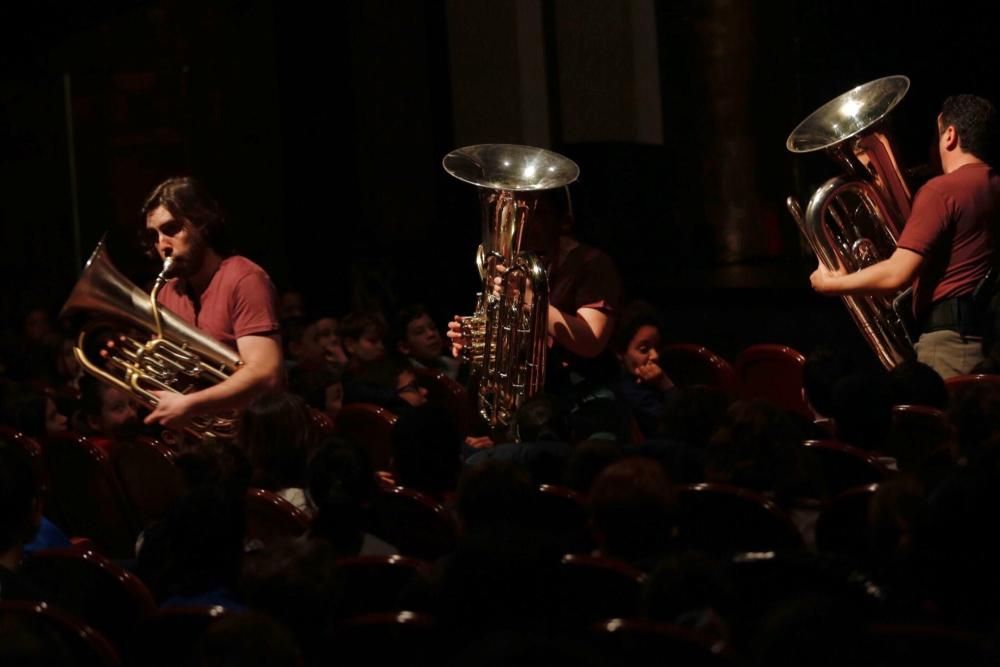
(220, 254, 270, 279)
(919, 163, 992, 195)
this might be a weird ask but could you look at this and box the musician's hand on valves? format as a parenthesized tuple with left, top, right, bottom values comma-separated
(810, 260, 847, 295)
(447, 316, 469, 359)
(144, 390, 195, 431)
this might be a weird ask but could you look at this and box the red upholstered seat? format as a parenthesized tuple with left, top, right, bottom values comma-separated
(335, 403, 399, 470)
(735, 344, 810, 418)
(245, 487, 311, 547)
(661, 343, 738, 394)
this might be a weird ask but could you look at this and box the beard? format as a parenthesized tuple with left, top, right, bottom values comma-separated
(167, 239, 208, 279)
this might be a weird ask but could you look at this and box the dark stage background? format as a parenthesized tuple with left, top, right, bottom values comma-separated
(2, 0, 999, 369)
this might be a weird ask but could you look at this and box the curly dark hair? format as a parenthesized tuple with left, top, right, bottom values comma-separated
(940, 94, 998, 161)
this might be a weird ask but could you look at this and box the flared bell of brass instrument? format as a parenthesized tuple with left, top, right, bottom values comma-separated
(786, 75, 917, 369)
(787, 75, 910, 153)
(443, 144, 580, 191)
(60, 240, 243, 440)
(444, 144, 579, 431)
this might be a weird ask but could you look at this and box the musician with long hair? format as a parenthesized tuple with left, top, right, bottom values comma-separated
(810, 95, 999, 377)
(140, 177, 283, 432)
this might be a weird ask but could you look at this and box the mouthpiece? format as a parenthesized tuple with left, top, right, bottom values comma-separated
(160, 256, 175, 279)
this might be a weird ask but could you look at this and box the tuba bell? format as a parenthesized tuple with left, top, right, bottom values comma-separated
(60, 240, 243, 440)
(786, 75, 917, 369)
(443, 144, 580, 429)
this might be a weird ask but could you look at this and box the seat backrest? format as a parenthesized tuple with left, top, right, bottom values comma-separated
(244, 488, 311, 547)
(591, 618, 736, 667)
(330, 555, 431, 619)
(326, 611, 440, 666)
(41, 431, 140, 559)
(0, 600, 122, 667)
(558, 554, 646, 626)
(369, 485, 457, 560)
(0, 425, 48, 497)
(110, 437, 184, 529)
(660, 343, 738, 394)
(126, 606, 227, 667)
(674, 483, 805, 554)
(734, 344, 810, 418)
(536, 484, 594, 555)
(20, 547, 156, 654)
(411, 367, 476, 437)
(814, 483, 879, 558)
(335, 403, 399, 470)
(944, 373, 1000, 400)
(308, 406, 336, 436)
(801, 439, 892, 498)
(888, 404, 953, 473)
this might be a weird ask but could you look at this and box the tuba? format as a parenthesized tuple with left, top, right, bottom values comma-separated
(60, 240, 243, 440)
(443, 144, 580, 429)
(786, 75, 917, 369)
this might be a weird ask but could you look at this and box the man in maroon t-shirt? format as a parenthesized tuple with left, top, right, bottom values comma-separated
(447, 187, 623, 433)
(140, 177, 282, 432)
(811, 95, 999, 377)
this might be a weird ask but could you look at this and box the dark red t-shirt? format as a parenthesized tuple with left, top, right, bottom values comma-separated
(897, 162, 998, 315)
(157, 255, 280, 349)
(546, 242, 623, 389)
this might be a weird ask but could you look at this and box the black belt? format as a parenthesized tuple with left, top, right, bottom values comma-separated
(921, 294, 982, 336)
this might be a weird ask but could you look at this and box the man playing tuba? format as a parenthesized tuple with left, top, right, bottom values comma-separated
(810, 95, 999, 378)
(140, 177, 283, 432)
(448, 185, 624, 415)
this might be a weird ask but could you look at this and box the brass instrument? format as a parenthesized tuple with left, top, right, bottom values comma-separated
(786, 75, 917, 369)
(60, 240, 243, 440)
(443, 144, 579, 428)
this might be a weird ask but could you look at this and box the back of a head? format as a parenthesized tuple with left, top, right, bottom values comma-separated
(831, 371, 894, 451)
(562, 438, 624, 495)
(661, 385, 732, 446)
(456, 458, 535, 537)
(803, 345, 855, 418)
(306, 436, 374, 553)
(888, 360, 948, 410)
(308, 435, 375, 507)
(948, 381, 1000, 461)
(148, 484, 246, 599)
(195, 610, 302, 667)
(238, 391, 314, 489)
(568, 396, 624, 443)
(706, 399, 804, 497)
(514, 392, 569, 443)
(941, 94, 998, 162)
(239, 538, 340, 661)
(289, 364, 341, 413)
(0, 383, 47, 440)
(589, 457, 674, 564)
(390, 403, 461, 495)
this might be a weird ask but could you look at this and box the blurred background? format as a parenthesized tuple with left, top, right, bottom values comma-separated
(3, 0, 999, 365)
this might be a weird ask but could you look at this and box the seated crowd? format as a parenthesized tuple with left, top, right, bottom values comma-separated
(3, 295, 1000, 665)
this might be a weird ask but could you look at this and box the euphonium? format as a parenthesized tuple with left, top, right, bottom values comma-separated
(443, 144, 580, 428)
(786, 75, 917, 369)
(60, 240, 243, 440)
